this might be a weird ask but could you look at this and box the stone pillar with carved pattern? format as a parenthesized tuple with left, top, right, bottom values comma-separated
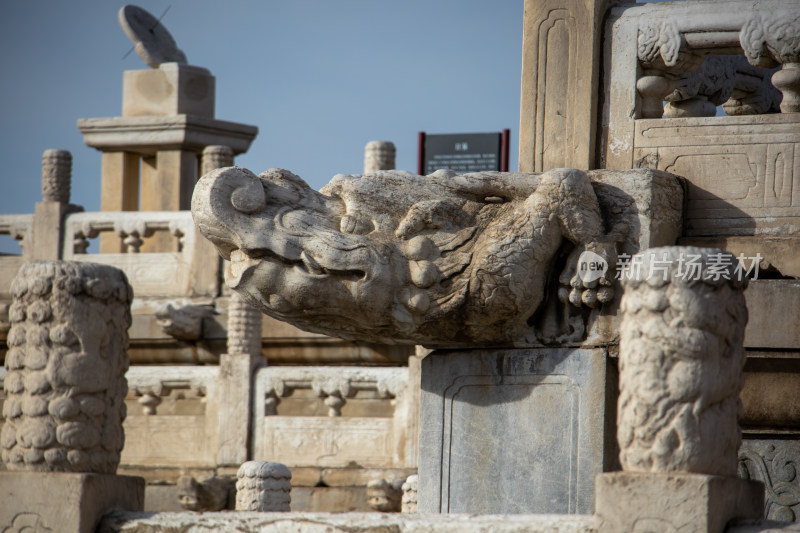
(0, 260, 143, 533)
(596, 246, 764, 533)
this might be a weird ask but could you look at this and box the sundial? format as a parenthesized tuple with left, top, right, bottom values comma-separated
(119, 5, 187, 68)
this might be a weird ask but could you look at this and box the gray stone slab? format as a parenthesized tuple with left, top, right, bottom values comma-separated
(0, 472, 144, 533)
(418, 348, 609, 514)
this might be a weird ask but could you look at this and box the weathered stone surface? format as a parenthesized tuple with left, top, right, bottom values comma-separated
(596, 472, 763, 533)
(402, 474, 418, 513)
(118, 5, 187, 69)
(618, 247, 748, 477)
(364, 141, 396, 173)
(0, 471, 144, 533)
(122, 64, 215, 118)
(191, 166, 686, 346)
(739, 440, 800, 522)
(201, 145, 235, 176)
(366, 478, 403, 512)
(41, 149, 72, 203)
(418, 348, 608, 514)
(1, 261, 132, 474)
(632, 114, 800, 236)
(252, 366, 415, 469)
(729, 519, 800, 532)
(519, 0, 620, 172)
(236, 461, 292, 512)
(99, 510, 599, 533)
(176, 474, 234, 511)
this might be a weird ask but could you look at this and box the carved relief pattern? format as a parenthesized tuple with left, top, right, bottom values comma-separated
(740, 11, 800, 67)
(227, 292, 262, 356)
(235, 460, 292, 512)
(618, 247, 748, 477)
(260, 367, 405, 418)
(0, 261, 132, 474)
(364, 141, 396, 173)
(739, 440, 800, 522)
(191, 166, 625, 345)
(41, 149, 72, 204)
(401, 474, 419, 513)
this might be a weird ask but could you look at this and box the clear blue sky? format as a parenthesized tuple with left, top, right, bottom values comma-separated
(0, 0, 526, 253)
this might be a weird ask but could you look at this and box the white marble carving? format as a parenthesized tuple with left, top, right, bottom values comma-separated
(191, 166, 626, 345)
(1, 261, 132, 474)
(41, 149, 71, 204)
(364, 141, 396, 173)
(401, 474, 418, 513)
(366, 478, 403, 512)
(617, 246, 749, 477)
(632, 2, 800, 115)
(235, 461, 292, 511)
(62, 211, 217, 298)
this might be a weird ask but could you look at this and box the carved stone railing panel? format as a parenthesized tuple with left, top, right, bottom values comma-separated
(252, 366, 414, 468)
(739, 439, 800, 522)
(627, 1, 800, 117)
(62, 211, 219, 297)
(0, 214, 32, 255)
(603, 0, 800, 236)
(0, 215, 33, 299)
(121, 366, 219, 468)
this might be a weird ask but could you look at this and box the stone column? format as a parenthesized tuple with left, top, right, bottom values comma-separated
(201, 145, 234, 176)
(29, 150, 73, 260)
(364, 141, 396, 173)
(518, 0, 619, 172)
(235, 461, 291, 511)
(0, 260, 143, 533)
(596, 246, 764, 533)
(216, 261, 264, 467)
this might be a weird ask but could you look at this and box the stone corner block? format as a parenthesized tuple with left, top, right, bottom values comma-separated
(0, 471, 144, 533)
(595, 471, 764, 533)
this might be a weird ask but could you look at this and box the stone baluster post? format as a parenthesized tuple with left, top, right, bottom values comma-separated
(364, 141, 396, 173)
(29, 150, 74, 261)
(596, 246, 764, 533)
(216, 251, 264, 464)
(201, 145, 234, 176)
(235, 461, 291, 511)
(0, 260, 143, 532)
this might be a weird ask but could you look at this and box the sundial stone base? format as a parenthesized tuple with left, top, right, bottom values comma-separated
(418, 348, 612, 515)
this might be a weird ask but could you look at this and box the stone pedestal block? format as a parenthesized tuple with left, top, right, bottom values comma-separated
(418, 348, 610, 514)
(0, 471, 144, 533)
(595, 472, 764, 533)
(123, 64, 215, 118)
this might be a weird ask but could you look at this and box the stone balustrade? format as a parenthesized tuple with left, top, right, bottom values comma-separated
(608, 0, 800, 118)
(61, 211, 219, 298)
(256, 366, 407, 418)
(253, 366, 415, 469)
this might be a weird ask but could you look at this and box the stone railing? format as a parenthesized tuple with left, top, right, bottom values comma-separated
(121, 366, 219, 468)
(605, 0, 800, 121)
(62, 211, 219, 298)
(601, 0, 800, 237)
(0, 215, 33, 299)
(253, 366, 416, 469)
